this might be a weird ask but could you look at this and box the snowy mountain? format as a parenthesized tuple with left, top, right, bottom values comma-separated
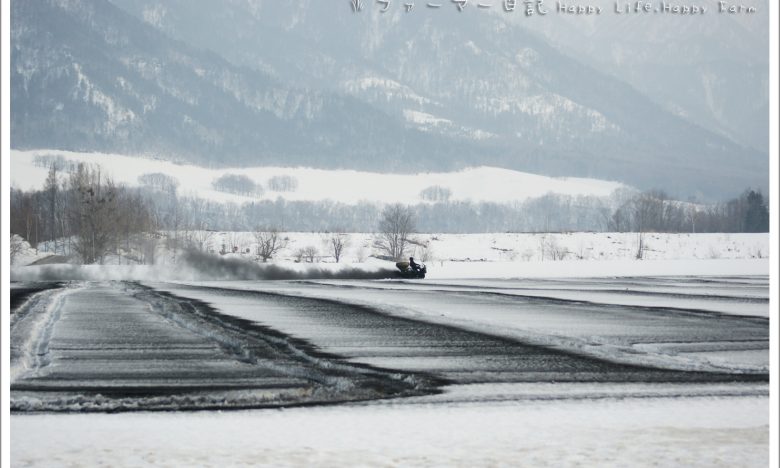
(11, 0, 481, 172)
(11, 0, 768, 199)
(516, 0, 769, 153)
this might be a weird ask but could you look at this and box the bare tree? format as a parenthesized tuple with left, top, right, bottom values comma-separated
(302, 246, 318, 263)
(212, 173, 257, 196)
(10, 234, 26, 265)
(191, 228, 215, 252)
(43, 164, 60, 254)
(538, 234, 547, 261)
(374, 204, 415, 260)
(267, 175, 299, 192)
(112, 189, 154, 264)
(138, 172, 180, 193)
(546, 237, 568, 261)
(416, 242, 434, 262)
(69, 164, 119, 264)
(225, 232, 242, 254)
(254, 227, 287, 262)
(326, 231, 350, 263)
(687, 204, 698, 233)
(419, 185, 452, 202)
(635, 232, 645, 260)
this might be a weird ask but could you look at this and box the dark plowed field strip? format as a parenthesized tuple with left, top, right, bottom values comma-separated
(159, 283, 768, 385)
(10, 282, 430, 413)
(12, 278, 768, 413)
(10, 282, 64, 312)
(184, 280, 768, 366)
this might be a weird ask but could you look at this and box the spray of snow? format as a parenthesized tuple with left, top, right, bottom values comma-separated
(9, 250, 399, 282)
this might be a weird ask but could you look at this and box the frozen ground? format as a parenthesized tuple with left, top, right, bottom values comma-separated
(12, 225, 771, 321)
(150, 277, 769, 376)
(10, 274, 770, 466)
(12, 396, 768, 467)
(10, 282, 429, 412)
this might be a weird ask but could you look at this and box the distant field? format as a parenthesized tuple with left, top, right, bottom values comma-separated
(11, 149, 625, 205)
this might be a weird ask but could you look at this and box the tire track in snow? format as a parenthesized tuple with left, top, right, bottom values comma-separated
(419, 284, 769, 303)
(159, 283, 768, 385)
(299, 280, 769, 322)
(10, 284, 77, 383)
(276, 280, 768, 373)
(11, 282, 433, 413)
(132, 283, 438, 391)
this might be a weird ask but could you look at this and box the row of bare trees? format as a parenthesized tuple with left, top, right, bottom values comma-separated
(11, 162, 410, 265)
(248, 218, 408, 263)
(11, 162, 766, 266)
(610, 189, 769, 233)
(251, 228, 349, 263)
(10, 163, 157, 264)
(58, 182, 764, 235)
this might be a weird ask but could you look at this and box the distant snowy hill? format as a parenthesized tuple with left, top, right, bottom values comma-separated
(11, 0, 768, 199)
(11, 149, 625, 205)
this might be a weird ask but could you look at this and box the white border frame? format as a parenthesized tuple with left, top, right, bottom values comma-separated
(2, 0, 12, 465)
(0, 2, 778, 468)
(768, 2, 778, 467)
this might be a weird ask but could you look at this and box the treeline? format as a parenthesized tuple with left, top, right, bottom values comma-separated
(610, 189, 769, 233)
(133, 196, 608, 234)
(11, 164, 157, 263)
(10, 162, 769, 264)
(149, 190, 767, 234)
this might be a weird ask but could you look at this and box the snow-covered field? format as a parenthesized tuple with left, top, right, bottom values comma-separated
(15, 230, 769, 269)
(10, 269, 770, 466)
(12, 396, 768, 467)
(8, 223, 771, 467)
(193, 231, 767, 264)
(11, 149, 625, 204)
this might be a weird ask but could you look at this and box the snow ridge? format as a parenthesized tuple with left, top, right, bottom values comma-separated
(10, 286, 75, 382)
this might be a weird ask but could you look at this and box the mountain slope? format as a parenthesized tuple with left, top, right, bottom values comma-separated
(11, 0, 768, 199)
(11, 0, 490, 171)
(517, 0, 769, 153)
